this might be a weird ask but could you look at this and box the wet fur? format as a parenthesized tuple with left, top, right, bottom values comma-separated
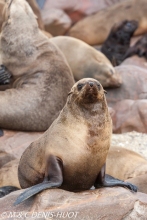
(101, 20, 138, 66)
(124, 34, 147, 59)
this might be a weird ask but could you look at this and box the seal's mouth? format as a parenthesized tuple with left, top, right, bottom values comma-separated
(78, 81, 101, 104)
(84, 83, 98, 100)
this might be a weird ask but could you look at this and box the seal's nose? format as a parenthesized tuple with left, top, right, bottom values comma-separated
(89, 82, 94, 87)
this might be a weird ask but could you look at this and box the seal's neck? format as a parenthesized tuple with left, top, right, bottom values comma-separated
(66, 98, 109, 123)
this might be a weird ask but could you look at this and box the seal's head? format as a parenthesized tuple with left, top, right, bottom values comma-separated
(112, 20, 138, 43)
(68, 78, 107, 106)
(2, 0, 38, 29)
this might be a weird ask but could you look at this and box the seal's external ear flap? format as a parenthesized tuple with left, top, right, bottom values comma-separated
(3, 0, 13, 25)
(68, 91, 73, 96)
(104, 90, 107, 94)
(8, 0, 13, 9)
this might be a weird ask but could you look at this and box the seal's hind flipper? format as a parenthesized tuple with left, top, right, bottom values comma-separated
(14, 155, 63, 205)
(0, 129, 3, 137)
(0, 65, 11, 85)
(0, 186, 19, 198)
(94, 164, 137, 192)
(14, 181, 61, 206)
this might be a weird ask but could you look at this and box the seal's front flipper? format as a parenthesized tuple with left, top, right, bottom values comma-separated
(0, 186, 19, 198)
(0, 129, 3, 137)
(124, 34, 147, 60)
(94, 164, 137, 192)
(0, 65, 12, 85)
(14, 155, 63, 205)
(123, 47, 137, 59)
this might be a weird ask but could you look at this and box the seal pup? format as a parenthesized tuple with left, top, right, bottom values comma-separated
(67, 0, 147, 45)
(101, 20, 138, 66)
(50, 36, 121, 88)
(0, 0, 74, 131)
(14, 78, 137, 205)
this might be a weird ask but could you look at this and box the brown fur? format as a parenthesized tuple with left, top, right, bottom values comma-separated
(18, 78, 112, 191)
(106, 146, 147, 180)
(0, 151, 15, 169)
(0, 0, 44, 31)
(125, 174, 147, 194)
(0, 159, 20, 188)
(0, 0, 74, 131)
(124, 33, 147, 59)
(26, 0, 44, 30)
(101, 20, 138, 66)
(68, 0, 147, 45)
(50, 36, 121, 88)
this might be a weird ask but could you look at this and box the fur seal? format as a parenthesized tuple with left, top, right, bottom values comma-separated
(0, 186, 19, 198)
(106, 146, 147, 180)
(14, 78, 137, 205)
(0, 0, 74, 131)
(125, 174, 147, 194)
(0, 65, 11, 85)
(50, 36, 121, 88)
(124, 33, 147, 59)
(26, 0, 44, 30)
(0, 0, 44, 31)
(68, 0, 147, 45)
(0, 159, 20, 188)
(101, 20, 138, 66)
(0, 150, 15, 169)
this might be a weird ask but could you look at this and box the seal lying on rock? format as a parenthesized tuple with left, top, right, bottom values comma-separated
(0, 0, 74, 131)
(107, 146, 147, 180)
(13, 78, 137, 205)
(50, 36, 121, 88)
(67, 0, 147, 45)
(101, 20, 138, 66)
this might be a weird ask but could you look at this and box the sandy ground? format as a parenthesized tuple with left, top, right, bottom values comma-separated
(112, 131, 147, 160)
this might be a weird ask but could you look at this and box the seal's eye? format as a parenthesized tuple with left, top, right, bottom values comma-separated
(125, 22, 132, 28)
(77, 83, 84, 91)
(97, 83, 101, 89)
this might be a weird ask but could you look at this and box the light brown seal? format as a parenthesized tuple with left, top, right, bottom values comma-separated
(0, 159, 20, 188)
(26, 0, 44, 30)
(50, 36, 121, 88)
(106, 146, 147, 180)
(125, 174, 147, 194)
(68, 0, 147, 45)
(13, 78, 137, 205)
(0, 0, 74, 131)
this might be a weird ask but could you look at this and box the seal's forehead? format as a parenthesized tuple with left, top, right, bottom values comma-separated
(73, 78, 101, 88)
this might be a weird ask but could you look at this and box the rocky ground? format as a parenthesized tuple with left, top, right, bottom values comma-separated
(112, 131, 147, 159)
